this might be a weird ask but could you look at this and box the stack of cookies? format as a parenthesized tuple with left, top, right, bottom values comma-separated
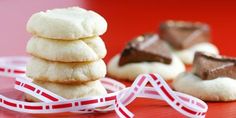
(24, 7, 108, 101)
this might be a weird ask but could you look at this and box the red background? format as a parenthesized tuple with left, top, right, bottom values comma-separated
(0, 0, 236, 62)
(92, 0, 236, 62)
(0, 0, 236, 118)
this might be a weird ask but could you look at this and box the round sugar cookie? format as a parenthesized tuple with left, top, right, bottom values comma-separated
(26, 57, 106, 83)
(172, 72, 236, 101)
(107, 54, 185, 81)
(27, 7, 107, 39)
(174, 42, 219, 65)
(25, 80, 107, 102)
(27, 36, 107, 62)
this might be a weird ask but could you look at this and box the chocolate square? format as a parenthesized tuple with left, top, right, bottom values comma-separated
(118, 34, 172, 66)
(193, 52, 236, 80)
(160, 20, 210, 50)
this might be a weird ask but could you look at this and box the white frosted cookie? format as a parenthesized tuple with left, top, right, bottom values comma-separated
(26, 57, 106, 83)
(172, 72, 236, 101)
(27, 36, 107, 62)
(27, 7, 107, 39)
(174, 42, 219, 65)
(107, 54, 185, 81)
(25, 80, 107, 102)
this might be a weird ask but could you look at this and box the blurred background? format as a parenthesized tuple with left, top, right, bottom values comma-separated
(0, 0, 236, 62)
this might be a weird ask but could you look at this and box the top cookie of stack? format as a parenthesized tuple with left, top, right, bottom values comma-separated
(26, 7, 107, 62)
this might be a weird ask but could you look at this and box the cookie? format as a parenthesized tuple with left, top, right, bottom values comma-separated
(160, 20, 219, 65)
(107, 54, 185, 81)
(172, 72, 236, 101)
(26, 57, 106, 83)
(26, 7, 107, 39)
(27, 36, 107, 62)
(174, 42, 219, 64)
(25, 80, 107, 102)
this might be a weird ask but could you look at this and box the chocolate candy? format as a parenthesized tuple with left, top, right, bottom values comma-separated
(193, 52, 236, 80)
(118, 34, 172, 66)
(160, 20, 210, 50)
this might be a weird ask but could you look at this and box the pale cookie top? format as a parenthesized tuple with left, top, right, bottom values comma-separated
(27, 7, 107, 40)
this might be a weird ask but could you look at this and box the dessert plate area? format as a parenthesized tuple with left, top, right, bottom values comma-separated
(0, 76, 235, 118)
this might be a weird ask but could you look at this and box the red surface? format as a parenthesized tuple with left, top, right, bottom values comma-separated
(0, 0, 236, 118)
(1, 77, 236, 118)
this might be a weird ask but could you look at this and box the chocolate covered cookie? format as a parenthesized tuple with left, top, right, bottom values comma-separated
(108, 33, 185, 81)
(173, 52, 236, 101)
(159, 20, 219, 64)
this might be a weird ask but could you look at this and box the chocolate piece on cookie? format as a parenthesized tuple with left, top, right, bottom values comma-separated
(193, 52, 236, 80)
(118, 34, 172, 66)
(160, 20, 210, 50)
